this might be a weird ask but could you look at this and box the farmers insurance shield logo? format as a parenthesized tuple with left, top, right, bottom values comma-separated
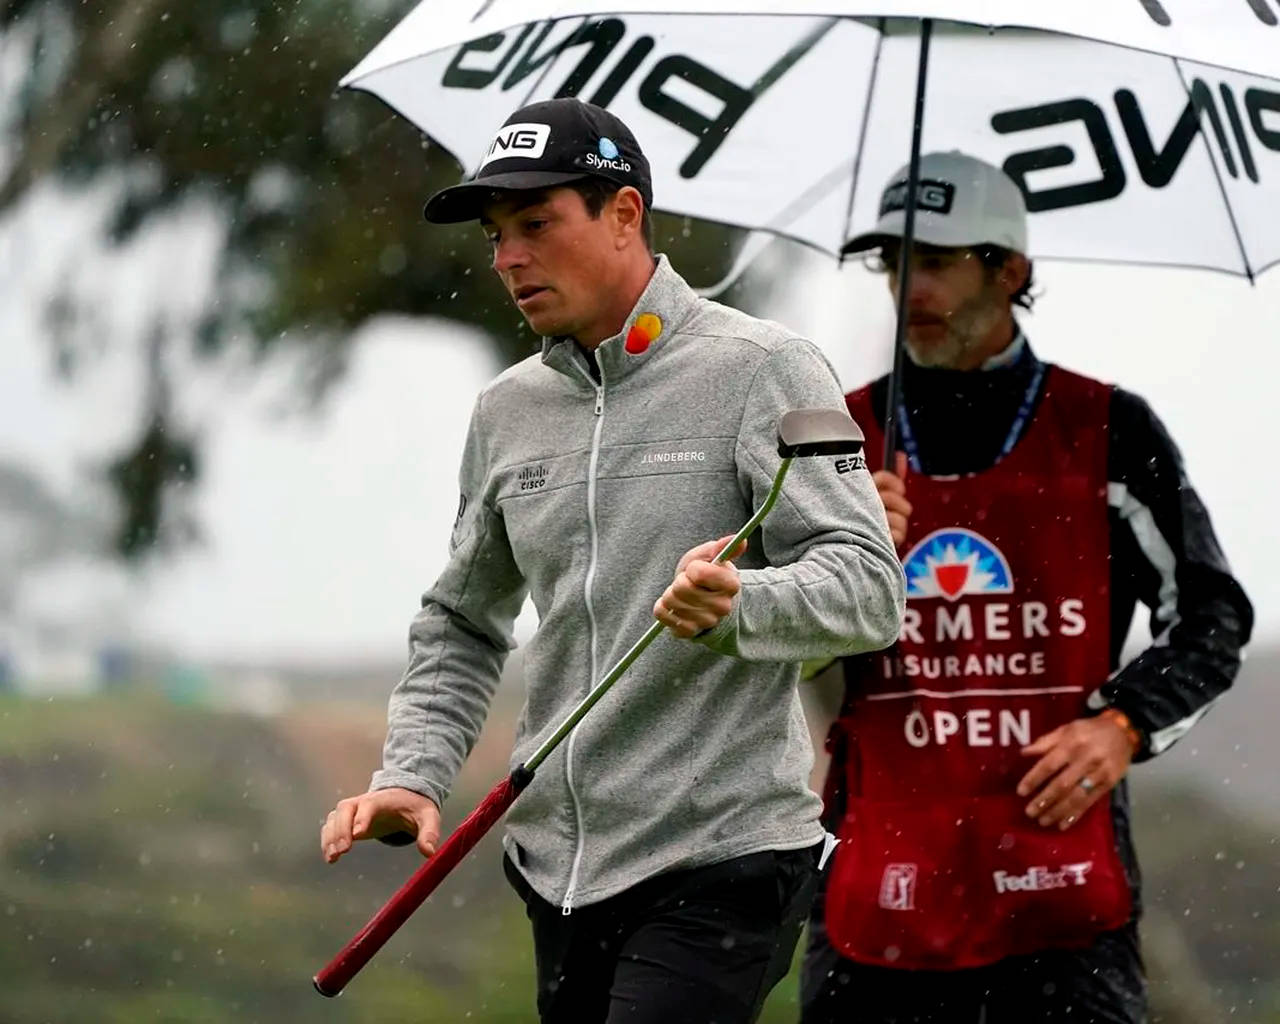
(902, 528, 1014, 602)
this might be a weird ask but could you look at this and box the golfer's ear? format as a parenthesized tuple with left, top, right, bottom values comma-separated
(611, 186, 645, 247)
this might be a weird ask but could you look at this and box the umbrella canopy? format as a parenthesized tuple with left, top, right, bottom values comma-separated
(344, 3, 1280, 278)
(347, 1, 1280, 81)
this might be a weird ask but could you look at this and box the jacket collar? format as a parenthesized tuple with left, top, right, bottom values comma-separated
(540, 254, 699, 386)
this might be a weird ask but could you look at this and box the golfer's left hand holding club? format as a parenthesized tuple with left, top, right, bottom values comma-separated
(654, 535, 747, 639)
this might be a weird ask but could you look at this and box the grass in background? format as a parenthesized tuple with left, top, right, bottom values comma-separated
(1, 693, 1275, 1022)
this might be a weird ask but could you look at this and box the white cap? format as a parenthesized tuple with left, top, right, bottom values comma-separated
(842, 151, 1028, 255)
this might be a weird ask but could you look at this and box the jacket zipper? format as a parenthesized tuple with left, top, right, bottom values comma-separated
(563, 361, 605, 914)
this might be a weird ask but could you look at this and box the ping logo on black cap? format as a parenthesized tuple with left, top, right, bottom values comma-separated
(423, 98, 654, 224)
(879, 178, 956, 218)
(479, 122, 551, 169)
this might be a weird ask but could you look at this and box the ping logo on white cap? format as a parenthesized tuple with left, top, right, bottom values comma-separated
(880, 178, 956, 218)
(479, 122, 551, 169)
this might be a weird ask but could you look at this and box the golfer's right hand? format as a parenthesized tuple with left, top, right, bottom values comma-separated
(875, 451, 912, 549)
(321, 787, 441, 864)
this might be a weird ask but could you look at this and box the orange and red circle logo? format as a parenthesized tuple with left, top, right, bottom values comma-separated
(625, 313, 662, 355)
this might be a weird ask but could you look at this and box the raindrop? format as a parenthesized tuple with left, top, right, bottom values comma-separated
(379, 244, 408, 276)
(151, 56, 198, 103)
(220, 11, 258, 50)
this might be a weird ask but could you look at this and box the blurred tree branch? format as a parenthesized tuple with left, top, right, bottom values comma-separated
(2, 0, 739, 558)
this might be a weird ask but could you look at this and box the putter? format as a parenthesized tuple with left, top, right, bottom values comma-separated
(313, 408, 865, 997)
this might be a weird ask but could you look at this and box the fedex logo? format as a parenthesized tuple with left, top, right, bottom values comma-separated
(993, 862, 1093, 894)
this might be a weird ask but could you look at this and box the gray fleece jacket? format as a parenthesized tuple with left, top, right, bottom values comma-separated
(372, 256, 904, 910)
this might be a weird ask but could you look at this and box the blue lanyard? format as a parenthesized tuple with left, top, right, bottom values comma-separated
(896, 356, 1047, 474)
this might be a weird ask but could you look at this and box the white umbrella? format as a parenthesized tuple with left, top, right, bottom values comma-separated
(344, 2, 1280, 273)
(342, 2, 1280, 452)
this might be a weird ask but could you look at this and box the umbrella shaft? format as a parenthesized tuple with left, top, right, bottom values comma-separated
(883, 18, 934, 468)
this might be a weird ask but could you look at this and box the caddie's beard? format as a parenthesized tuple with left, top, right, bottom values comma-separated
(905, 285, 1007, 370)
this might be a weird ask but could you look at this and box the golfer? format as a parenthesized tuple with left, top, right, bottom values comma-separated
(321, 98, 905, 1024)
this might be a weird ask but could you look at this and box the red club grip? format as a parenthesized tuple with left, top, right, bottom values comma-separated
(313, 767, 530, 997)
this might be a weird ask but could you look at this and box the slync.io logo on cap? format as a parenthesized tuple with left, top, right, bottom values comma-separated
(587, 135, 632, 173)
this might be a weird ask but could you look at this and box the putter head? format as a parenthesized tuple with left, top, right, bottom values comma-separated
(777, 408, 865, 458)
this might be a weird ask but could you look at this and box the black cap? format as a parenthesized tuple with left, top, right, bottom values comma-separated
(423, 98, 653, 224)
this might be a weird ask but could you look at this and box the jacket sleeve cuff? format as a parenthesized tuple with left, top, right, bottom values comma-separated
(692, 591, 741, 654)
(1094, 693, 1153, 762)
(369, 769, 447, 811)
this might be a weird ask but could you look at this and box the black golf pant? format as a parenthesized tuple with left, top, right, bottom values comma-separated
(504, 844, 821, 1024)
(801, 879, 1147, 1024)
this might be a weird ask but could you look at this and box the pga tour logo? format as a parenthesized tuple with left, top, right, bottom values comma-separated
(993, 862, 1093, 894)
(479, 122, 550, 168)
(879, 863, 917, 911)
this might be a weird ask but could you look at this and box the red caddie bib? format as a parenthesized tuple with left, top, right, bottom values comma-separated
(825, 366, 1132, 969)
